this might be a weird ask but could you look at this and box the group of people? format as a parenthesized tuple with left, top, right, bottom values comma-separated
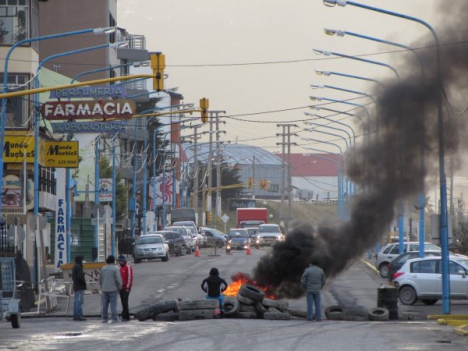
(71, 254, 133, 322)
(72, 253, 326, 322)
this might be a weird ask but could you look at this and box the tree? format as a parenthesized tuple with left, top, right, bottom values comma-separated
(99, 157, 128, 220)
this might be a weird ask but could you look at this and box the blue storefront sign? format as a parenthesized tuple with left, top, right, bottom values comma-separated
(49, 85, 127, 99)
(51, 121, 128, 133)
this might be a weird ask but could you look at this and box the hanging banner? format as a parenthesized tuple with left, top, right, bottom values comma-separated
(99, 178, 113, 202)
(54, 169, 68, 271)
(1, 174, 33, 213)
(155, 172, 173, 206)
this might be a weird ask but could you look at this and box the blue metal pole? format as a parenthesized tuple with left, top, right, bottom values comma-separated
(112, 140, 116, 256)
(94, 138, 100, 261)
(142, 118, 148, 235)
(131, 119, 138, 238)
(66, 134, 72, 263)
(398, 202, 405, 254)
(152, 129, 157, 231)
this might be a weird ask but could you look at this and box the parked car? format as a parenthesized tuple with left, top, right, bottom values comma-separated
(133, 234, 169, 264)
(257, 224, 284, 246)
(200, 227, 226, 248)
(227, 228, 250, 250)
(393, 255, 468, 305)
(164, 226, 195, 253)
(387, 251, 442, 282)
(158, 230, 188, 256)
(375, 242, 441, 278)
(173, 221, 206, 246)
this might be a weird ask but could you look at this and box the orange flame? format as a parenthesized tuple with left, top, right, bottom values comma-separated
(223, 272, 276, 299)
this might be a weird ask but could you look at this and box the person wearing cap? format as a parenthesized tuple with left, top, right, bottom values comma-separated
(99, 255, 122, 323)
(71, 254, 87, 321)
(118, 255, 133, 321)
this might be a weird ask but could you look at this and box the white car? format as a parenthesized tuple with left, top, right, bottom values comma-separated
(393, 255, 468, 305)
(257, 224, 284, 246)
(375, 242, 441, 278)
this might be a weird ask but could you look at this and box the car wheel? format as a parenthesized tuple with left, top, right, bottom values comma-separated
(421, 299, 438, 306)
(161, 253, 169, 262)
(399, 286, 417, 305)
(379, 263, 389, 278)
(135, 300, 178, 321)
(10, 313, 21, 328)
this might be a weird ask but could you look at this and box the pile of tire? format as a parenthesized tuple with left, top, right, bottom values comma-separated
(224, 284, 290, 320)
(324, 305, 390, 322)
(134, 299, 180, 321)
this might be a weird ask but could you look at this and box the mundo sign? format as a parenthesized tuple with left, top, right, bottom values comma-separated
(42, 100, 136, 120)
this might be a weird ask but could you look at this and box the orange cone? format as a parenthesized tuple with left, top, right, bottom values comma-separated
(246, 244, 251, 255)
(195, 244, 200, 257)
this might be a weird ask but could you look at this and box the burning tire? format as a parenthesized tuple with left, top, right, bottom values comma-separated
(367, 307, 389, 321)
(239, 284, 265, 302)
(236, 293, 255, 306)
(135, 300, 178, 321)
(342, 308, 369, 321)
(262, 298, 289, 311)
(223, 296, 240, 317)
(153, 311, 179, 321)
(325, 305, 344, 320)
(179, 309, 215, 320)
(239, 304, 257, 313)
(179, 300, 219, 310)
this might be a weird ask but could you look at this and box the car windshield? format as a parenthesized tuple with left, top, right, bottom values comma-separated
(229, 230, 249, 238)
(207, 228, 225, 236)
(258, 225, 280, 233)
(138, 236, 163, 245)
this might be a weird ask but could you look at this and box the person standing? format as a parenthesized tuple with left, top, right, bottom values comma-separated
(301, 259, 326, 321)
(99, 255, 122, 323)
(71, 254, 87, 321)
(201, 267, 228, 315)
(118, 255, 133, 321)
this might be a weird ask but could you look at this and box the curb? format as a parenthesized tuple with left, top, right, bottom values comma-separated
(454, 324, 468, 336)
(359, 258, 379, 274)
(428, 314, 468, 320)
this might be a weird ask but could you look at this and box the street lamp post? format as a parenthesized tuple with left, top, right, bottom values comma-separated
(315, 69, 384, 88)
(322, 0, 449, 314)
(0, 26, 119, 212)
(304, 112, 356, 145)
(313, 48, 400, 81)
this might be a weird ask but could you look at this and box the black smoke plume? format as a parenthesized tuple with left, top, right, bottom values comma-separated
(252, 2, 468, 298)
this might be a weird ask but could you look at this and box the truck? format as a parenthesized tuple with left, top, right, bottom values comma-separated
(236, 208, 268, 228)
(170, 208, 196, 224)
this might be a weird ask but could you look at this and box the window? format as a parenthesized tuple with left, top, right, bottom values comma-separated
(383, 245, 393, 254)
(411, 260, 437, 274)
(0, 1, 29, 44)
(389, 245, 400, 254)
(0, 73, 30, 129)
(449, 262, 466, 275)
(269, 183, 279, 193)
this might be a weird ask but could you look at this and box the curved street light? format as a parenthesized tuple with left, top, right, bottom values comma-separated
(323, 0, 448, 314)
(315, 69, 384, 88)
(313, 48, 400, 81)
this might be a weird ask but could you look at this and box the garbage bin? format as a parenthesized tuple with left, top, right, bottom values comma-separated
(377, 286, 399, 320)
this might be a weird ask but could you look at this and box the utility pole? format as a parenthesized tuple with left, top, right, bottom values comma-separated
(252, 155, 256, 200)
(276, 124, 298, 233)
(214, 111, 226, 227)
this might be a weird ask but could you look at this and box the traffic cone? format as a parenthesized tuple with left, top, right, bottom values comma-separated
(195, 244, 200, 257)
(246, 243, 251, 255)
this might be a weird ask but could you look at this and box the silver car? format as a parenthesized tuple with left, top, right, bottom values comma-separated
(133, 234, 170, 264)
(257, 224, 284, 246)
(394, 255, 468, 305)
(375, 242, 441, 278)
(164, 226, 195, 253)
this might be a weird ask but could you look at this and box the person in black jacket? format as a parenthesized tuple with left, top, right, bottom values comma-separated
(201, 267, 228, 315)
(71, 255, 87, 321)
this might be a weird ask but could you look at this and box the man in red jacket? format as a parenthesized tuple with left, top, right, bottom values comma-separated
(118, 255, 133, 321)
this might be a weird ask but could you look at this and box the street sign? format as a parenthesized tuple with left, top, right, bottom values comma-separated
(221, 214, 230, 223)
(92, 204, 106, 218)
(28, 214, 46, 231)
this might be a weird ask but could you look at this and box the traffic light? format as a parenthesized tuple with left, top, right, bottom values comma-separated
(151, 52, 165, 91)
(258, 179, 264, 189)
(206, 212, 213, 222)
(248, 177, 253, 188)
(261, 179, 270, 190)
(200, 98, 209, 123)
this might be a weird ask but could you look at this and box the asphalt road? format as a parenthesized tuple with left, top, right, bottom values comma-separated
(1, 247, 468, 351)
